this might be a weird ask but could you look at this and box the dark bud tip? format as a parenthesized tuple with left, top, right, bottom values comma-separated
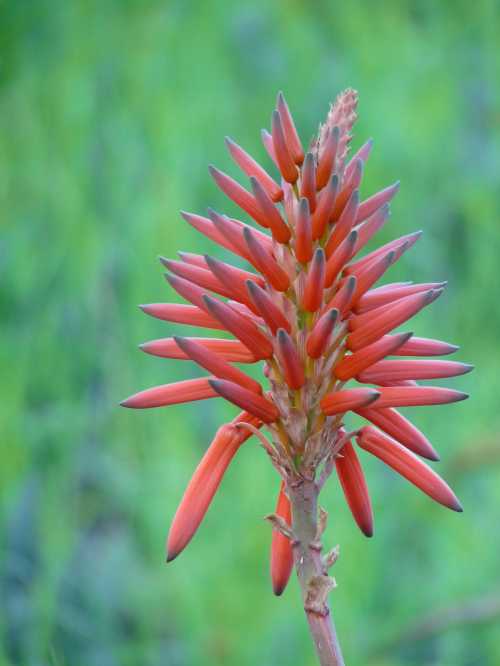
(166, 550, 179, 563)
(385, 250, 396, 265)
(246, 279, 257, 293)
(204, 254, 217, 269)
(202, 294, 215, 309)
(276, 328, 287, 343)
(362, 525, 374, 538)
(299, 197, 310, 213)
(272, 583, 286, 597)
(208, 378, 220, 391)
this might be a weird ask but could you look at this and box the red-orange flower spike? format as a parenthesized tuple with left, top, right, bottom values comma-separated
(270, 482, 294, 596)
(335, 439, 373, 537)
(302, 248, 326, 312)
(356, 426, 462, 512)
(123, 90, 471, 661)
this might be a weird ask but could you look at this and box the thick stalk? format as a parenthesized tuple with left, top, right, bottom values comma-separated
(288, 479, 345, 666)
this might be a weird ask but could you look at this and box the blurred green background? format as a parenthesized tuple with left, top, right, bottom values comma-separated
(1, 1, 499, 664)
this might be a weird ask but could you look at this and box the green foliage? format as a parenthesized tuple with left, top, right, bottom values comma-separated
(1, 1, 499, 664)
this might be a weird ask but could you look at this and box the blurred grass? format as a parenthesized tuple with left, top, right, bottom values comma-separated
(1, 0, 500, 664)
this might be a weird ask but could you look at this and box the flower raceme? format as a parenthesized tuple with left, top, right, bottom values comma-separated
(122, 90, 471, 596)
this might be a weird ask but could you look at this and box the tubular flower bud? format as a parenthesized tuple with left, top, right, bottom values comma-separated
(270, 481, 294, 596)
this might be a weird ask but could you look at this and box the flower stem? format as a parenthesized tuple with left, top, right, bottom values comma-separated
(288, 479, 345, 666)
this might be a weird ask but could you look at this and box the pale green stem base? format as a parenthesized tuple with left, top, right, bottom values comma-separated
(288, 479, 345, 666)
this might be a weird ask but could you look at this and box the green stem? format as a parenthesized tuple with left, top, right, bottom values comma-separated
(288, 479, 345, 666)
